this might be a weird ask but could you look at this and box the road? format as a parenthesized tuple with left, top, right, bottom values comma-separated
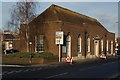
(2, 56, 120, 80)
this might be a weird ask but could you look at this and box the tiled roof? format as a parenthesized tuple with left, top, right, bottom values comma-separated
(31, 4, 97, 24)
(29, 4, 108, 32)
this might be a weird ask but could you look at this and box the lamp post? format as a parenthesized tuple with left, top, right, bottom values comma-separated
(29, 41, 32, 64)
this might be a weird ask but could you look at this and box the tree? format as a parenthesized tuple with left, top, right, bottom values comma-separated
(10, 0, 38, 52)
(0, 28, 3, 35)
(4, 21, 15, 32)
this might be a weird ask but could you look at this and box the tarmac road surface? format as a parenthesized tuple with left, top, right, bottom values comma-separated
(1, 56, 120, 80)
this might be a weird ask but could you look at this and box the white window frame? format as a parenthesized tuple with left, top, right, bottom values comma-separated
(101, 39, 103, 52)
(107, 40, 109, 52)
(78, 36, 82, 53)
(36, 35, 44, 52)
(66, 35, 71, 57)
(87, 37, 90, 52)
(111, 41, 113, 54)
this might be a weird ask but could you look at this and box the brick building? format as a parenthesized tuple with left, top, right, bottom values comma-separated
(1, 31, 14, 53)
(117, 38, 120, 45)
(117, 37, 120, 49)
(14, 4, 115, 58)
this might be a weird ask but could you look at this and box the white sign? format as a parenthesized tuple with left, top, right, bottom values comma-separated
(55, 31, 64, 45)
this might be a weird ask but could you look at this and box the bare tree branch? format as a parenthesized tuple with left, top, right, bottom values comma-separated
(7, 1, 39, 52)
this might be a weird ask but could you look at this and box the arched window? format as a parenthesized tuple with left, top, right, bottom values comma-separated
(111, 41, 113, 54)
(78, 35, 82, 53)
(101, 39, 103, 52)
(66, 34, 71, 57)
(107, 40, 109, 52)
(87, 37, 90, 52)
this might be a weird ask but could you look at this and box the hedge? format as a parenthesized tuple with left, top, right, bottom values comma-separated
(3, 52, 58, 59)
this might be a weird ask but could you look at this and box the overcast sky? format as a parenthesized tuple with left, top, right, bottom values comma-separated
(0, 1, 119, 37)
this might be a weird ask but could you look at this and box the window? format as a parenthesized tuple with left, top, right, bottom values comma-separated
(62, 46, 66, 53)
(36, 35, 44, 52)
(111, 41, 113, 54)
(78, 35, 82, 53)
(66, 34, 71, 57)
(101, 39, 103, 52)
(107, 40, 109, 52)
(87, 37, 90, 52)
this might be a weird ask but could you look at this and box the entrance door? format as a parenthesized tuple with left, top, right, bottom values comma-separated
(94, 40, 99, 57)
(66, 35, 71, 57)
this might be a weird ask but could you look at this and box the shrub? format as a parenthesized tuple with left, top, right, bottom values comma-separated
(3, 52, 31, 58)
(3, 52, 57, 59)
(33, 52, 54, 59)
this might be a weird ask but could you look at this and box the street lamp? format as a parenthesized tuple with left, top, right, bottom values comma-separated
(29, 41, 32, 64)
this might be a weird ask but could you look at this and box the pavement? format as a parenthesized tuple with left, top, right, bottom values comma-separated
(110, 74, 120, 80)
(1, 55, 118, 68)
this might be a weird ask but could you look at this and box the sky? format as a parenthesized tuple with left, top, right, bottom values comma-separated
(0, 1, 119, 37)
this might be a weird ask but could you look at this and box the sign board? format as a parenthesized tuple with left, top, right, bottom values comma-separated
(55, 31, 64, 45)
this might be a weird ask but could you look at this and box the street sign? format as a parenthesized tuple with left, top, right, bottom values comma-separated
(55, 31, 64, 62)
(55, 31, 64, 45)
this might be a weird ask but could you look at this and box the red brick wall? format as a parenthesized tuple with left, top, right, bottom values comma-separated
(13, 5, 115, 58)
